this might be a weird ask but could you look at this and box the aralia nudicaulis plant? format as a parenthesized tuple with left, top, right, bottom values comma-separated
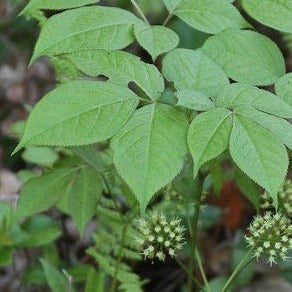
(9, 0, 292, 291)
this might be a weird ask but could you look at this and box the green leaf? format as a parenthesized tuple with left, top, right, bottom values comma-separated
(67, 264, 92, 283)
(51, 56, 82, 84)
(73, 146, 111, 172)
(203, 29, 285, 85)
(235, 167, 260, 210)
(111, 104, 189, 210)
(30, 6, 140, 63)
(206, 276, 229, 292)
(18, 215, 60, 247)
(163, 0, 181, 11)
(229, 115, 288, 206)
(162, 48, 229, 96)
(14, 80, 138, 152)
(0, 247, 13, 267)
(65, 166, 102, 235)
(188, 108, 232, 177)
(22, 266, 46, 285)
(242, 0, 292, 33)
(10, 120, 26, 138)
(163, 0, 249, 34)
(216, 83, 292, 118)
(234, 106, 292, 150)
(22, 146, 59, 166)
(64, 50, 164, 100)
(134, 23, 179, 60)
(16, 167, 76, 218)
(175, 90, 214, 111)
(85, 268, 106, 292)
(21, 0, 98, 15)
(40, 258, 68, 292)
(17, 170, 39, 184)
(232, 246, 255, 287)
(42, 245, 60, 268)
(275, 73, 292, 106)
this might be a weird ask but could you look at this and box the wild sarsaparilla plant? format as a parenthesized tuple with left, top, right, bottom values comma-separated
(7, 0, 292, 291)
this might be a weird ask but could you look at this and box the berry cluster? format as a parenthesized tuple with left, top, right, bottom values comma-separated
(136, 212, 185, 261)
(245, 212, 292, 265)
(261, 179, 292, 217)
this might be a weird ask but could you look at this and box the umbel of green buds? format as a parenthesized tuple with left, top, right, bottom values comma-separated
(261, 179, 292, 217)
(245, 212, 292, 265)
(136, 212, 185, 261)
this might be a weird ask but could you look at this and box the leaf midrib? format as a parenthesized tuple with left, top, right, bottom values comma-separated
(198, 111, 231, 165)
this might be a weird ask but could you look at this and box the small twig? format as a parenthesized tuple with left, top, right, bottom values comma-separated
(187, 176, 205, 292)
(62, 269, 73, 292)
(220, 247, 255, 292)
(163, 13, 173, 26)
(130, 0, 150, 25)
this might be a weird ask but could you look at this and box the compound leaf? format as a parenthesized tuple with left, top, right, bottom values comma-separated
(230, 115, 288, 206)
(175, 90, 214, 111)
(163, 0, 249, 34)
(64, 50, 164, 100)
(242, 0, 292, 33)
(134, 23, 179, 60)
(203, 29, 285, 85)
(216, 83, 292, 118)
(163, 48, 229, 96)
(188, 108, 232, 177)
(14, 80, 138, 152)
(111, 104, 189, 210)
(30, 6, 140, 63)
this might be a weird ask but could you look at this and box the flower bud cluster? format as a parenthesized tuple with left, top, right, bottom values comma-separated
(245, 212, 292, 265)
(136, 212, 185, 261)
(261, 179, 292, 217)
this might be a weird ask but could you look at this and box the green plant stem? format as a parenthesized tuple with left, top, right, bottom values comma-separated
(163, 13, 173, 26)
(130, 0, 150, 25)
(139, 97, 153, 104)
(220, 248, 255, 292)
(187, 178, 204, 292)
(175, 257, 202, 289)
(195, 248, 211, 292)
(110, 224, 128, 292)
